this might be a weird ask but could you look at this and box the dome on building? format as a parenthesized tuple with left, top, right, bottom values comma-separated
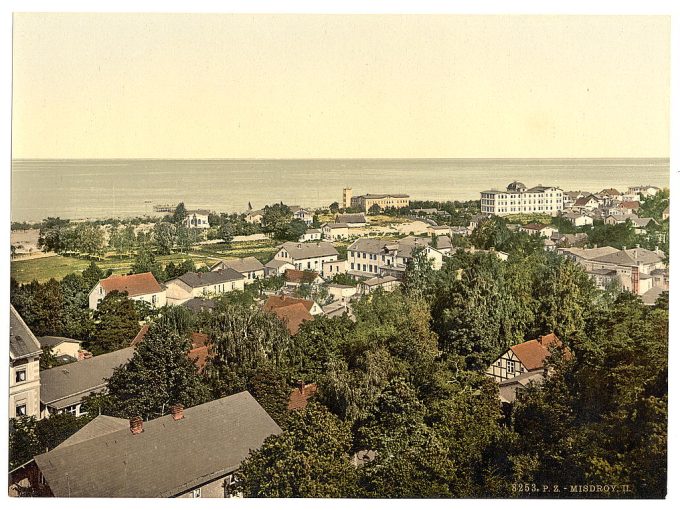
(506, 181, 526, 192)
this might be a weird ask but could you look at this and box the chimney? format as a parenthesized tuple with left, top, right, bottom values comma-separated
(297, 379, 305, 392)
(130, 416, 144, 435)
(170, 404, 184, 421)
(622, 245, 626, 251)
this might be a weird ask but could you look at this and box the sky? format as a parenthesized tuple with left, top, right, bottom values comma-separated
(11, 13, 671, 159)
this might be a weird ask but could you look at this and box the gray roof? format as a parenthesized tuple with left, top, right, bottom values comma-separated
(278, 241, 339, 260)
(363, 275, 399, 286)
(498, 371, 545, 404)
(35, 392, 282, 498)
(213, 256, 265, 274)
(325, 222, 349, 228)
(176, 268, 244, 288)
(306, 228, 322, 234)
(265, 259, 293, 269)
(181, 297, 216, 313)
(55, 415, 129, 450)
(38, 336, 82, 349)
(335, 213, 366, 224)
(10, 305, 42, 360)
(40, 347, 135, 408)
(641, 286, 666, 306)
(186, 209, 211, 216)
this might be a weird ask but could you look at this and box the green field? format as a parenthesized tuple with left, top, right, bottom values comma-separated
(10, 239, 281, 284)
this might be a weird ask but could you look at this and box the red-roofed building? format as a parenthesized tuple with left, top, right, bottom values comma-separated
(619, 201, 641, 212)
(264, 295, 323, 316)
(283, 269, 324, 287)
(288, 381, 318, 410)
(89, 272, 166, 310)
(486, 333, 571, 383)
(268, 303, 313, 335)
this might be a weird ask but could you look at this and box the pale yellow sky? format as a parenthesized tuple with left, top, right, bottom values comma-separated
(12, 13, 670, 159)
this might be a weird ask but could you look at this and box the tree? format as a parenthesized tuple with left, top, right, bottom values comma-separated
(230, 403, 358, 497)
(204, 302, 294, 397)
(31, 279, 66, 336)
(282, 219, 308, 241)
(152, 221, 176, 255)
(246, 364, 291, 424)
(82, 261, 105, 288)
(172, 202, 188, 225)
(37, 217, 70, 253)
(368, 203, 381, 215)
(92, 291, 141, 354)
(329, 202, 340, 213)
(131, 248, 165, 282)
(60, 272, 95, 340)
(103, 322, 211, 420)
(73, 223, 106, 258)
(218, 223, 234, 246)
(402, 247, 437, 302)
(261, 203, 293, 239)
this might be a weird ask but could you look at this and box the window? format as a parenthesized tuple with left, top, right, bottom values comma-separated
(15, 404, 27, 417)
(152, 294, 157, 305)
(351, 263, 355, 270)
(192, 488, 202, 498)
(63, 404, 78, 416)
(15, 369, 27, 383)
(506, 360, 515, 374)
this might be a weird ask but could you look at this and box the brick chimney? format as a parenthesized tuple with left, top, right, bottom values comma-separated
(170, 404, 184, 421)
(130, 416, 144, 435)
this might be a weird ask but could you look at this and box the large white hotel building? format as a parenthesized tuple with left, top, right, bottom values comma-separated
(480, 181, 564, 216)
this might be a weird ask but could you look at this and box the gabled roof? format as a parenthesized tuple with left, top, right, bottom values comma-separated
(620, 201, 641, 209)
(213, 256, 264, 274)
(99, 272, 163, 297)
(284, 269, 321, 284)
(39, 336, 82, 349)
(573, 195, 598, 206)
(265, 259, 295, 269)
(591, 250, 637, 267)
(359, 193, 409, 199)
(34, 392, 282, 498)
(10, 306, 43, 360)
(175, 268, 244, 288)
(598, 188, 621, 196)
(641, 286, 665, 306)
(324, 222, 349, 229)
(181, 297, 216, 313)
(55, 415, 130, 450)
(278, 241, 339, 259)
(185, 209, 211, 216)
(264, 295, 316, 313)
(268, 303, 313, 335)
(335, 213, 366, 224)
(363, 275, 399, 286)
(509, 333, 570, 371)
(40, 347, 135, 408)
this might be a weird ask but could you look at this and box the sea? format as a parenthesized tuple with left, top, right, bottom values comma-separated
(10, 158, 670, 223)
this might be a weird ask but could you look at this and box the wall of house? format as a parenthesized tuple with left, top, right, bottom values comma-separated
(194, 279, 246, 298)
(89, 284, 167, 310)
(481, 188, 564, 216)
(9, 356, 41, 419)
(486, 349, 530, 382)
(52, 342, 82, 359)
(322, 259, 348, 278)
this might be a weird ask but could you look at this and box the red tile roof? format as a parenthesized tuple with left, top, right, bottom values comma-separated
(100, 272, 162, 297)
(264, 295, 315, 313)
(284, 269, 320, 284)
(620, 201, 641, 210)
(269, 303, 313, 335)
(288, 383, 318, 410)
(130, 325, 150, 346)
(574, 195, 597, 207)
(510, 333, 571, 371)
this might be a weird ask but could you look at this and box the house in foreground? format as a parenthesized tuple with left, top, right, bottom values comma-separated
(30, 392, 281, 497)
(88, 272, 166, 311)
(299, 228, 322, 242)
(39, 347, 135, 418)
(10, 306, 42, 420)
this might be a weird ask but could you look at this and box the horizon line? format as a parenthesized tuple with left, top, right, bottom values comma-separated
(11, 156, 671, 161)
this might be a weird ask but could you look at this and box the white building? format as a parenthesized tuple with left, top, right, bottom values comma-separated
(165, 269, 246, 305)
(322, 259, 349, 279)
(210, 257, 265, 281)
(272, 241, 339, 272)
(294, 208, 314, 226)
(561, 212, 594, 227)
(347, 235, 451, 278)
(299, 229, 322, 242)
(322, 223, 350, 241)
(480, 182, 564, 216)
(10, 306, 42, 420)
(184, 209, 211, 229)
(89, 272, 167, 311)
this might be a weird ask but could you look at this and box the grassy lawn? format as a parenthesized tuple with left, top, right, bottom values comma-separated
(10, 240, 280, 284)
